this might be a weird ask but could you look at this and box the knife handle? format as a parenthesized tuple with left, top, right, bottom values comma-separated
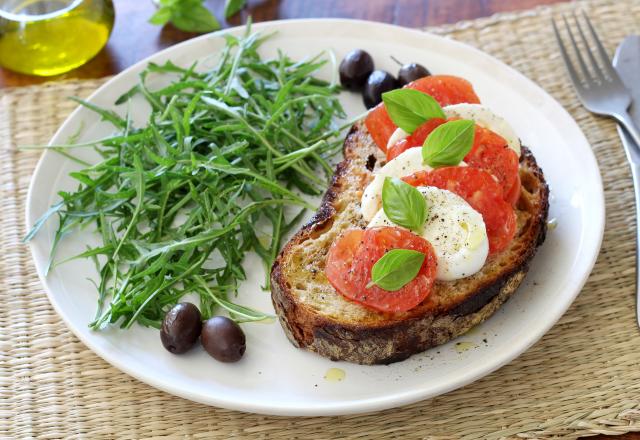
(615, 110, 640, 153)
(618, 123, 640, 329)
(630, 162, 640, 329)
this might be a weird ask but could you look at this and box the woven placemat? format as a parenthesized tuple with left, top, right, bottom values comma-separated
(3, 0, 640, 438)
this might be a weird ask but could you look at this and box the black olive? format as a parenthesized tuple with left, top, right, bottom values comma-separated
(363, 70, 398, 109)
(397, 63, 431, 86)
(160, 302, 202, 354)
(339, 49, 374, 90)
(201, 316, 246, 362)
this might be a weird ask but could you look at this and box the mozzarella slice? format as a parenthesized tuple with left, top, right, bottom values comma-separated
(386, 128, 409, 150)
(368, 186, 489, 281)
(444, 103, 521, 156)
(361, 147, 431, 222)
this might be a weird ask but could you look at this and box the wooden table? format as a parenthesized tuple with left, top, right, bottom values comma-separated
(1, 0, 566, 87)
(2, 1, 637, 438)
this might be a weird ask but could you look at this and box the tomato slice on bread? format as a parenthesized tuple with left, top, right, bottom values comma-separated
(504, 174, 522, 206)
(402, 167, 517, 254)
(464, 125, 521, 206)
(387, 121, 521, 206)
(364, 108, 396, 154)
(405, 75, 481, 106)
(325, 227, 437, 313)
(385, 117, 446, 161)
(365, 75, 481, 151)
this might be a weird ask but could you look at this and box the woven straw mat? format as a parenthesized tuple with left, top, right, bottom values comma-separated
(3, 0, 640, 438)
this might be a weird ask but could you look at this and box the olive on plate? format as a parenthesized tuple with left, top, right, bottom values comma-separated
(201, 316, 246, 363)
(160, 302, 202, 354)
(363, 70, 398, 109)
(397, 62, 431, 86)
(339, 49, 374, 90)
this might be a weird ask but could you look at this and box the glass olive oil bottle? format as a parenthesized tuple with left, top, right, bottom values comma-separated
(0, 0, 114, 76)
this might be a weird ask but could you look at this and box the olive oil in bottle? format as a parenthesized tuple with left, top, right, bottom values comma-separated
(0, 0, 114, 76)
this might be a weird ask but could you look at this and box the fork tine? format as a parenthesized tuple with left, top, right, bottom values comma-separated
(562, 14, 593, 82)
(552, 18, 583, 90)
(571, 12, 605, 80)
(582, 11, 615, 77)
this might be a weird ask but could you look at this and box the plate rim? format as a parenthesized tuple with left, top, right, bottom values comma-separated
(25, 18, 605, 416)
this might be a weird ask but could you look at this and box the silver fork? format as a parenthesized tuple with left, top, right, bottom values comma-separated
(553, 12, 640, 146)
(553, 12, 640, 328)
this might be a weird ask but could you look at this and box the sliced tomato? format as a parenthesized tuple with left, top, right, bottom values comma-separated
(406, 117, 448, 146)
(402, 167, 517, 254)
(386, 138, 410, 162)
(365, 75, 481, 151)
(387, 120, 521, 205)
(386, 118, 447, 161)
(464, 125, 521, 205)
(504, 174, 521, 206)
(325, 227, 437, 313)
(364, 105, 396, 153)
(324, 229, 365, 299)
(406, 75, 481, 106)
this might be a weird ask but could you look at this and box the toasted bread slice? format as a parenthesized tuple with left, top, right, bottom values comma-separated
(270, 121, 549, 365)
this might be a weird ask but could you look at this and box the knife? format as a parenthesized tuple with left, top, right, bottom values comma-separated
(613, 35, 640, 328)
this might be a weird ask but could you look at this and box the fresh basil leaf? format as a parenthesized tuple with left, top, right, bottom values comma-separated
(225, 0, 246, 18)
(422, 119, 475, 168)
(171, 2, 221, 33)
(381, 177, 427, 232)
(382, 89, 445, 133)
(369, 249, 425, 291)
(149, 6, 172, 25)
(157, 0, 181, 6)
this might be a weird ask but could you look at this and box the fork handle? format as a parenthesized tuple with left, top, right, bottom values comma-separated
(614, 110, 640, 152)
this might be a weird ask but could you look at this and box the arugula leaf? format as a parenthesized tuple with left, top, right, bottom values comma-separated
(225, 0, 246, 18)
(197, 276, 274, 323)
(382, 89, 445, 133)
(422, 119, 475, 168)
(381, 177, 428, 232)
(368, 249, 425, 291)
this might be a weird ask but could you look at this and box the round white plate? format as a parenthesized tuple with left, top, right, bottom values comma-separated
(26, 19, 604, 416)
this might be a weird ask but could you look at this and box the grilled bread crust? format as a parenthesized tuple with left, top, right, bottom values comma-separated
(270, 121, 549, 365)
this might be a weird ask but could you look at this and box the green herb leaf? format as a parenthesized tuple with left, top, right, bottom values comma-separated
(381, 89, 445, 133)
(381, 177, 427, 232)
(150, 0, 221, 33)
(115, 85, 141, 105)
(422, 119, 475, 168)
(170, 2, 221, 33)
(149, 6, 172, 25)
(224, 0, 246, 18)
(369, 249, 425, 291)
(196, 276, 274, 323)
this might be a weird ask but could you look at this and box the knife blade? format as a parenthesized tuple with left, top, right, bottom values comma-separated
(613, 35, 640, 328)
(614, 36, 640, 133)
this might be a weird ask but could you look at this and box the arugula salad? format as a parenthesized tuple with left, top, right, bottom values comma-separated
(25, 25, 347, 334)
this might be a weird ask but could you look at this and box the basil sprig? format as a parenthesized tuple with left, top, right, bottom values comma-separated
(422, 119, 475, 168)
(382, 177, 428, 232)
(382, 89, 446, 133)
(368, 249, 425, 291)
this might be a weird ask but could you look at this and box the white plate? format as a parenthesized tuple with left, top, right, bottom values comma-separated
(26, 19, 604, 416)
